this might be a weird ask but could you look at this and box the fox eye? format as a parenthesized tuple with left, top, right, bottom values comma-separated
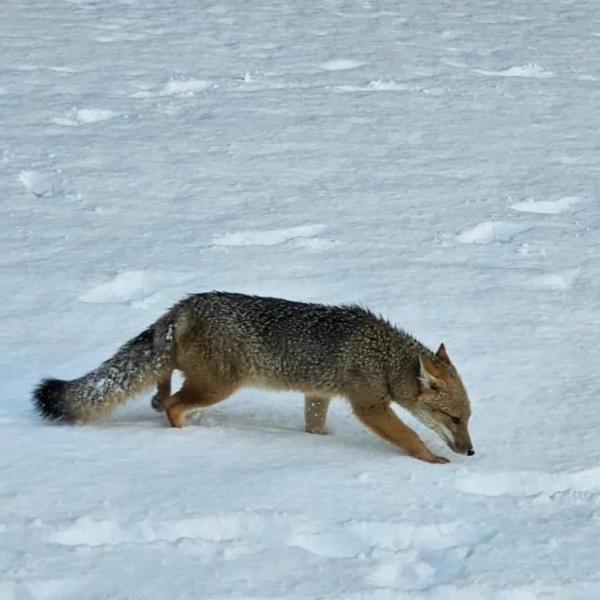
(450, 416, 461, 425)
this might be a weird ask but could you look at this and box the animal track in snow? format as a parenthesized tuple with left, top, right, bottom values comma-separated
(456, 467, 600, 497)
(473, 63, 553, 78)
(78, 270, 195, 305)
(510, 197, 581, 215)
(212, 224, 326, 247)
(51, 108, 120, 126)
(456, 221, 530, 244)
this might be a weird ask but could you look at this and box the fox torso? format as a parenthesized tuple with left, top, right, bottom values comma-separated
(175, 292, 424, 407)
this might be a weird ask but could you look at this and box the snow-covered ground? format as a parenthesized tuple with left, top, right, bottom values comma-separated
(1, 0, 600, 598)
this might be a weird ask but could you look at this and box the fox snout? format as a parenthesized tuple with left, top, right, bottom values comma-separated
(449, 424, 475, 456)
(434, 423, 474, 456)
(452, 434, 475, 456)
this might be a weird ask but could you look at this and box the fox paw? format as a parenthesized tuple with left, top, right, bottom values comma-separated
(416, 452, 450, 464)
(305, 425, 328, 435)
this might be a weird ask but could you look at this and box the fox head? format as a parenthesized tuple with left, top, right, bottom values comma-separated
(413, 344, 474, 456)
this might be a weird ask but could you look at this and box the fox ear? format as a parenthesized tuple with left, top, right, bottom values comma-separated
(435, 343, 450, 363)
(418, 354, 442, 390)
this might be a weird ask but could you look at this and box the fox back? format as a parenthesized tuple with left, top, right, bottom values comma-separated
(176, 293, 415, 394)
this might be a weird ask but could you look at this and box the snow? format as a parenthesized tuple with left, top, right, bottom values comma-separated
(511, 196, 582, 215)
(213, 224, 327, 247)
(161, 78, 214, 96)
(1, 0, 600, 598)
(456, 467, 600, 497)
(455, 221, 531, 245)
(79, 270, 196, 305)
(336, 80, 434, 94)
(319, 59, 366, 71)
(527, 269, 580, 291)
(51, 108, 121, 126)
(473, 63, 554, 79)
(18, 170, 65, 197)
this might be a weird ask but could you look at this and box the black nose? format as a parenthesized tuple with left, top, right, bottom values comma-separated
(467, 448, 475, 456)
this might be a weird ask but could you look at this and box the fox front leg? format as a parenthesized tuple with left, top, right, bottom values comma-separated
(352, 402, 449, 464)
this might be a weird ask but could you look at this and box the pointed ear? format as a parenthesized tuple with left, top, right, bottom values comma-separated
(435, 343, 450, 364)
(418, 354, 442, 390)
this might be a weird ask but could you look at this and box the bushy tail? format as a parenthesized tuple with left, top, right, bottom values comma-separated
(33, 311, 176, 423)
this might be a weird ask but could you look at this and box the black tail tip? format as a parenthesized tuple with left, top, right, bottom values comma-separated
(33, 378, 72, 421)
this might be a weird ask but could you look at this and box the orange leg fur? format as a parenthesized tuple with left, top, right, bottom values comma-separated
(164, 382, 236, 428)
(353, 403, 449, 464)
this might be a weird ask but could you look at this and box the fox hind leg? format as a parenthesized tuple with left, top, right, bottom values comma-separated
(163, 380, 236, 428)
(151, 373, 172, 412)
(305, 395, 331, 435)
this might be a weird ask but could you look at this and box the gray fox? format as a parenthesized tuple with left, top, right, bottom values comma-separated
(34, 292, 474, 463)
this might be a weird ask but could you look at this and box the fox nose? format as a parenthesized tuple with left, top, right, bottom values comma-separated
(467, 448, 475, 456)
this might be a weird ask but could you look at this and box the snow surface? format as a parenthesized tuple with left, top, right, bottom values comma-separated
(473, 63, 554, 79)
(51, 107, 121, 127)
(1, 0, 600, 598)
(510, 196, 582, 215)
(455, 221, 531, 245)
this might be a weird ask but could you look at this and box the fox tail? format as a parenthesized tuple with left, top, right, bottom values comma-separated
(33, 311, 176, 423)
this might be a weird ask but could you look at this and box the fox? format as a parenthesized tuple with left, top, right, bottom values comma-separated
(33, 291, 474, 463)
